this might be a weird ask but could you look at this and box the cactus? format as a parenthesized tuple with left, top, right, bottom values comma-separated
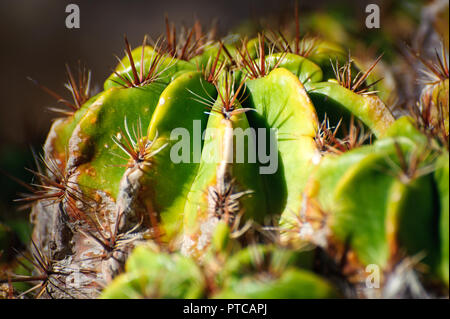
(2, 5, 449, 299)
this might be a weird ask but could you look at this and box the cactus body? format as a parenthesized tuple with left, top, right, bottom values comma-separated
(6, 10, 449, 299)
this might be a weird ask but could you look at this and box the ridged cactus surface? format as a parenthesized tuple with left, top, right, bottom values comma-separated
(1, 3, 449, 299)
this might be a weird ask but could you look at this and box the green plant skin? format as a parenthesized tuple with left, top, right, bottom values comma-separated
(302, 117, 443, 274)
(188, 44, 222, 68)
(330, 140, 437, 269)
(68, 84, 165, 200)
(101, 244, 337, 299)
(213, 245, 337, 299)
(265, 53, 323, 83)
(304, 148, 375, 213)
(104, 46, 196, 90)
(114, 45, 154, 72)
(43, 93, 102, 170)
(387, 118, 447, 280)
(100, 245, 205, 299)
(244, 67, 319, 226)
(220, 245, 315, 278)
(183, 100, 268, 255)
(303, 135, 419, 215)
(393, 175, 440, 271)
(211, 220, 230, 253)
(189, 36, 265, 70)
(304, 81, 395, 137)
(245, 37, 266, 56)
(308, 40, 347, 80)
(383, 116, 427, 144)
(129, 72, 217, 240)
(189, 43, 236, 69)
(435, 152, 449, 286)
(104, 45, 153, 90)
(213, 268, 339, 298)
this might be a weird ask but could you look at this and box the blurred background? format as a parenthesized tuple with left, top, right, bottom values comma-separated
(0, 0, 447, 261)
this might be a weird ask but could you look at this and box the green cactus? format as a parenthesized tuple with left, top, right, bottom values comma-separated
(435, 152, 449, 286)
(100, 244, 206, 299)
(100, 223, 337, 299)
(3, 6, 449, 299)
(212, 244, 337, 299)
(295, 117, 446, 294)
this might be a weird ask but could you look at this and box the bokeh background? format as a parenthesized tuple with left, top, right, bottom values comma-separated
(0, 0, 447, 260)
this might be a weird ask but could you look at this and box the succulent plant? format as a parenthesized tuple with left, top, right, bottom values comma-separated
(2, 4, 448, 299)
